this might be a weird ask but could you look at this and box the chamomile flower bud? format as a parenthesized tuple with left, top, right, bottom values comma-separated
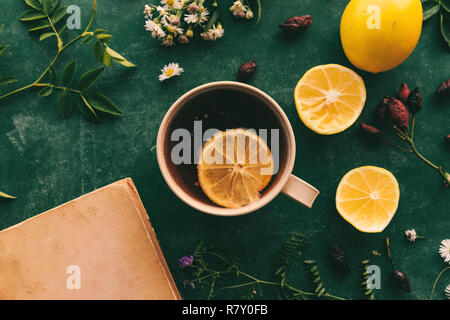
(246, 10, 254, 20)
(186, 28, 194, 38)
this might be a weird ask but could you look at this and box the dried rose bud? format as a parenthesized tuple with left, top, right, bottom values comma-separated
(330, 244, 350, 274)
(436, 79, 450, 95)
(445, 134, 450, 142)
(388, 97, 409, 129)
(237, 59, 257, 81)
(392, 270, 411, 293)
(279, 15, 313, 33)
(377, 97, 390, 120)
(406, 87, 423, 114)
(360, 123, 383, 141)
(397, 83, 410, 103)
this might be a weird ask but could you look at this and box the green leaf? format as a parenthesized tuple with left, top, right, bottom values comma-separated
(93, 29, 107, 35)
(0, 46, 7, 56)
(37, 86, 53, 97)
(422, 0, 440, 21)
(19, 9, 46, 21)
(43, 0, 59, 15)
(0, 77, 18, 85)
(105, 47, 136, 67)
(103, 49, 112, 67)
(205, 9, 219, 31)
(78, 95, 99, 121)
(51, 6, 67, 24)
(317, 287, 326, 297)
(62, 60, 77, 86)
(96, 34, 112, 43)
(0, 191, 16, 199)
(28, 20, 51, 32)
(78, 66, 104, 91)
(85, 93, 123, 116)
(441, 0, 450, 12)
(94, 41, 104, 63)
(39, 32, 56, 41)
(442, 12, 450, 46)
(58, 90, 73, 118)
(25, 0, 43, 11)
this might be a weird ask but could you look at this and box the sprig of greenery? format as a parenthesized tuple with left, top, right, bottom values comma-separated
(0, 0, 135, 121)
(0, 25, 16, 199)
(182, 234, 347, 300)
(304, 260, 327, 297)
(361, 259, 376, 300)
(422, 0, 450, 48)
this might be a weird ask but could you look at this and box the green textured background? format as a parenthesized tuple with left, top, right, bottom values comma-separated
(0, 0, 449, 300)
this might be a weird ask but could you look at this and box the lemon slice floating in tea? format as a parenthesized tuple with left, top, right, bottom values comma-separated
(294, 64, 366, 135)
(336, 166, 400, 233)
(198, 129, 274, 209)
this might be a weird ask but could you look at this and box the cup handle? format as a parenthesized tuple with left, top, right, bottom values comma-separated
(281, 174, 320, 208)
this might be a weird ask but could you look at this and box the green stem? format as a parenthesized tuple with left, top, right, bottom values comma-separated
(35, 83, 81, 94)
(429, 266, 450, 300)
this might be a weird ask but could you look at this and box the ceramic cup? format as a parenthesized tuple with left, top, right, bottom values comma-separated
(157, 81, 319, 216)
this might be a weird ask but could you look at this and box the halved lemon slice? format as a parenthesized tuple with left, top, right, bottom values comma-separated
(294, 64, 366, 135)
(336, 166, 400, 233)
(198, 129, 274, 208)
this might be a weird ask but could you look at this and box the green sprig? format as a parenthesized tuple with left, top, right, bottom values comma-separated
(422, 0, 450, 48)
(0, 0, 136, 121)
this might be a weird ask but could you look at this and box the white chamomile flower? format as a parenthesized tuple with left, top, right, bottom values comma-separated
(184, 13, 198, 24)
(144, 5, 153, 19)
(162, 17, 184, 35)
(230, 1, 246, 13)
(145, 20, 166, 39)
(161, 0, 182, 9)
(200, 31, 211, 40)
(199, 9, 209, 23)
(439, 239, 450, 263)
(162, 35, 175, 46)
(159, 62, 184, 81)
(405, 229, 417, 242)
(208, 24, 224, 40)
(445, 284, 450, 300)
(156, 5, 169, 18)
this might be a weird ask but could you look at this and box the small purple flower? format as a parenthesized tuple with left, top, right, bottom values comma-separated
(177, 255, 194, 268)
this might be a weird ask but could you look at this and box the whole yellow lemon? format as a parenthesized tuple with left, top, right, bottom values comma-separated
(340, 0, 423, 73)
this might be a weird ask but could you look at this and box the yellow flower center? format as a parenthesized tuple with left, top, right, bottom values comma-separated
(166, 69, 175, 77)
(166, 0, 175, 6)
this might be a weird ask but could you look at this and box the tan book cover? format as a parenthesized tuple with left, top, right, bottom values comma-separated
(0, 178, 181, 300)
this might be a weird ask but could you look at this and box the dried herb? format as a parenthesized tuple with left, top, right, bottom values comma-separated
(329, 244, 350, 274)
(361, 84, 450, 188)
(279, 15, 313, 33)
(360, 123, 383, 142)
(397, 83, 410, 103)
(436, 79, 450, 95)
(179, 234, 347, 300)
(386, 238, 411, 293)
(387, 97, 409, 129)
(406, 87, 423, 114)
(0, 0, 135, 121)
(237, 59, 257, 81)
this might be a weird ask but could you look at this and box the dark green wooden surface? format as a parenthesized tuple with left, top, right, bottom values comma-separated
(0, 0, 449, 300)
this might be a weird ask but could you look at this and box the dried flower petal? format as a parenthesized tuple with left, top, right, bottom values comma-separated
(360, 123, 383, 141)
(392, 270, 411, 293)
(388, 97, 409, 129)
(237, 59, 257, 81)
(436, 79, 450, 95)
(397, 83, 410, 103)
(279, 15, 313, 33)
(406, 88, 423, 114)
(330, 244, 350, 274)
